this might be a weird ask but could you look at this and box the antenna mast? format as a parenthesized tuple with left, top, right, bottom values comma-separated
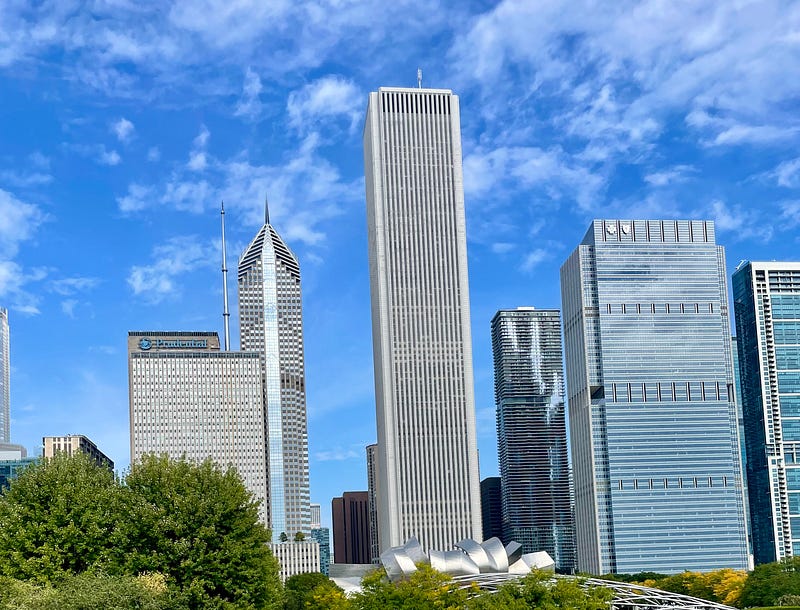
(417, 68, 422, 88)
(220, 201, 231, 351)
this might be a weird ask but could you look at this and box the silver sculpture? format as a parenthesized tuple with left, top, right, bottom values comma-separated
(380, 536, 554, 582)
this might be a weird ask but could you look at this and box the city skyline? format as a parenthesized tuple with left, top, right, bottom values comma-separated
(1, 2, 799, 530)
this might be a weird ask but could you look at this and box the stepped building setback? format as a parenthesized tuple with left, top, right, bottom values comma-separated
(561, 219, 748, 574)
(364, 86, 482, 553)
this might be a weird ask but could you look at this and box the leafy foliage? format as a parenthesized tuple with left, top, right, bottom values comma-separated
(351, 564, 470, 610)
(284, 572, 346, 610)
(739, 557, 800, 608)
(0, 453, 123, 583)
(0, 453, 283, 609)
(468, 571, 613, 610)
(0, 572, 174, 610)
(638, 569, 748, 606)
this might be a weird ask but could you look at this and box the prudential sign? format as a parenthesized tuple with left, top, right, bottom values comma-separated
(138, 338, 209, 351)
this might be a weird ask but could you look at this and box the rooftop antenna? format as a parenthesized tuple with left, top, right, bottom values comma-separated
(417, 68, 422, 89)
(220, 201, 231, 351)
(264, 194, 270, 225)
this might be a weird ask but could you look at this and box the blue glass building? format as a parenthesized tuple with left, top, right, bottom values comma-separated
(733, 261, 800, 564)
(561, 220, 748, 574)
(0, 457, 38, 489)
(311, 527, 331, 575)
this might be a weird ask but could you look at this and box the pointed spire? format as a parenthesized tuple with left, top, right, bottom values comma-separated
(264, 194, 270, 226)
(220, 200, 231, 351)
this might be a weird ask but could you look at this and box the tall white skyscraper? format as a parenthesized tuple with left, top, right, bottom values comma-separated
(364, 87, 482, 552)
(239, 201, 311, 541)
(0, 308, 8, 443)
(561, 220, 748, 574)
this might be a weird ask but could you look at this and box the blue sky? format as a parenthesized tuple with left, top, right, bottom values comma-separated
(1, 1, 799, 527)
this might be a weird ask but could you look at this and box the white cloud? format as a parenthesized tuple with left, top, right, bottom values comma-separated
(644, 165, 695, 187)
(117, 183, 155, 212)
(491, 242, 515, 254)
(127, 236, 216, 303)
(98, 148, 121, 166)
(519, 248, 549, 272)
(774, 158, 800, 188)
(0, 261, 47, 315)
(193, 125, 210, 149)
(146, 147, 161, 162)
(463, 145, 604, 211)
(313, 445, 362, 462)
(0, 189, 46, 257)
(0, 170, 52, 188)
(780, 200, 800, 226)
(187, 151, 207, 171)
(50, 276, 100, 295)
(287, 75, 361, 132)
(234, 67, 264, 119)
(111, 117, 135, 142)
(61, 299, 78, 318)
(698, 199, 773, 242)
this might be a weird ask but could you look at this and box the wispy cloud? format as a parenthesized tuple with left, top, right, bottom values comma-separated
(234, 67, 264, 120)
(127, 236, 216, 304)
(50, 276, 100, 296)
(774, 157, 800, 188)
(0, 189, 46, 257)
(98, 148, 121, 166)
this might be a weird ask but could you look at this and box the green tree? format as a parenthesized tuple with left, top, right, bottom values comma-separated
(293, 532, 306, 542)
(280, 532, 289, 542)
(0, 572, 174, 610)
(467, 571, 613, 610)
(351, 565, 469, 610)
(284, 572, 347, 610)
(740, 557, 800, 608)
(0, 453, 123, 584)
(119, 454, 283, 609)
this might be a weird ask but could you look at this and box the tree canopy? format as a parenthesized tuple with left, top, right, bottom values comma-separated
(739, 557, 800, 608)
(0, 453, 283, 609)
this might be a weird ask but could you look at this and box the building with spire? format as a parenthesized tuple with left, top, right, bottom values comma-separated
(238, 197, 311, 542)
(364, 86, 482, 553)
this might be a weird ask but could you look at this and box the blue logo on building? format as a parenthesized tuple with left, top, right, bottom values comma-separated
(138, 338, 152, 350)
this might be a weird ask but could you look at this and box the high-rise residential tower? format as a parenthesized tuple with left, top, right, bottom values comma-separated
(491, 308, 575, 572)
(364, 86, 482, 553)
(239, 201, 311, 541)
(561, 219, 748, 574)
(733, 261, 800, 564)
(0, 308, 9, 443)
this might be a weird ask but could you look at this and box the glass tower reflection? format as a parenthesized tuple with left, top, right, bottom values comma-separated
(561, 219, 748, 574)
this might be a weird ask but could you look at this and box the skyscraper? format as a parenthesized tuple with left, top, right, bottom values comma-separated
(561, 219, 748, 574)
(239, 201, 311, 541)
(332, 491, 371, 564)
(0, 308, 9, 443)
(491, 308, 575, 572)
(480, 477, 503, 542)
(127, 332, 268, 524)
(43, 435, 114, 470)
(364, 86, 481, 552)
(733, 261, 800, 564)
(365, 443, 380, 563)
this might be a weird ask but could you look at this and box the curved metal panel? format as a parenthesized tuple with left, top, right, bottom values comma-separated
(480, 537, 509, 572)
(455, 538, 493, 572)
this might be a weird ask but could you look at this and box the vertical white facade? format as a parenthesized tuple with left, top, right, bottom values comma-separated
(0, 308, 8, 444)
(269, 541, 320, 582)
(366, 443, 380, 563)
(364, 87, 482, 552)
(127, 332, 269, 525)
(239, 214, 311, 542)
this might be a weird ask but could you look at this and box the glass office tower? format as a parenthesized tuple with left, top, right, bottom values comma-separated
(491, 308, 575, 572)
(364, 87, 482, 552)
(239, 202, 311, 541)
(733, 261, 800, 564)
(561, 219, 748, 574)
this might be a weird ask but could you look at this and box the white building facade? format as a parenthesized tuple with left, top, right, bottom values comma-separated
(0, 308, 9, 443)
(364, 87, 482, 552)
(127, 331, 269, 525)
